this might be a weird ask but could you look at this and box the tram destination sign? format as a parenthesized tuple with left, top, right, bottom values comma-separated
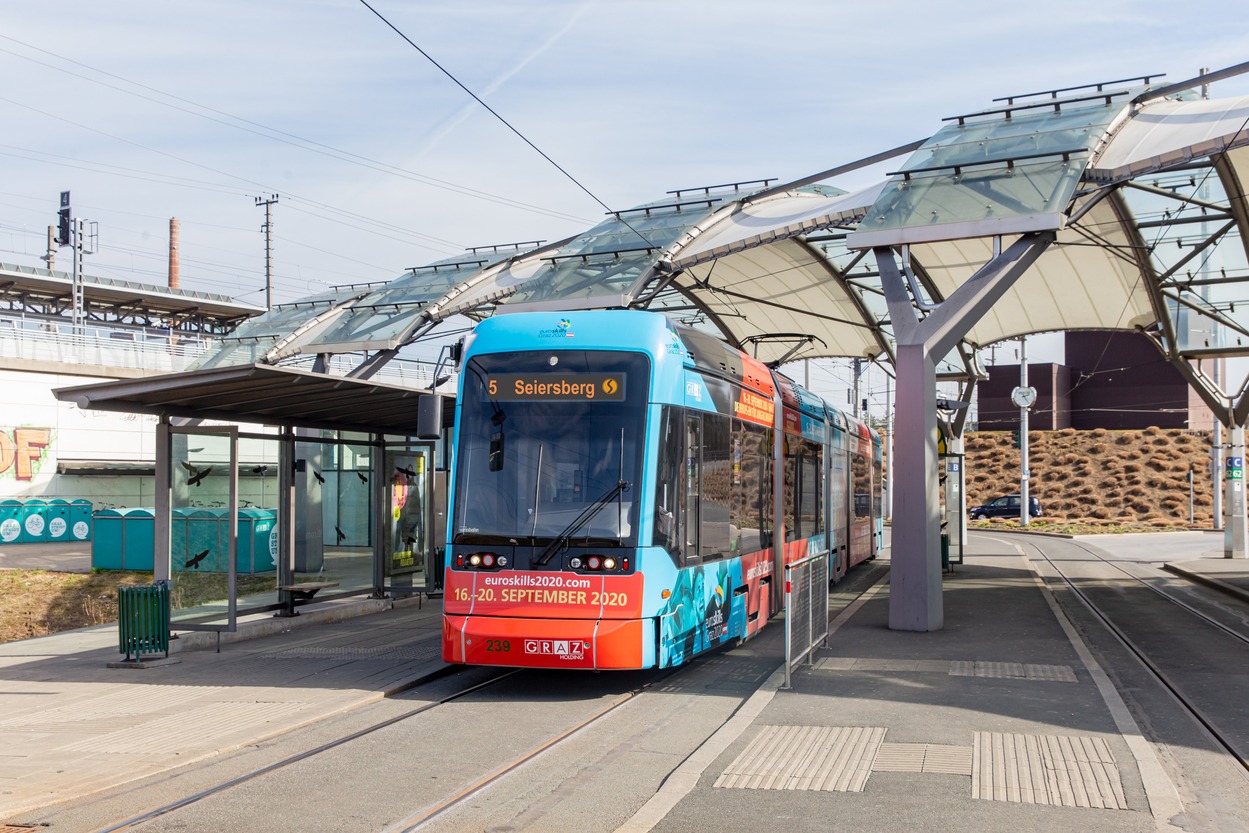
(487, 373, 626, 401)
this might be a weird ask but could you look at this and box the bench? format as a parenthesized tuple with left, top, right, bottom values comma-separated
(275, 581, 340, 617)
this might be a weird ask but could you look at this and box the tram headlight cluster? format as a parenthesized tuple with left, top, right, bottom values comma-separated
(568, 555, 628, 572)
(456, 552, 508, 569)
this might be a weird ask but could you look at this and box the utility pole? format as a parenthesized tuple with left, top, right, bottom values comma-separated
(255, 194, 279, 309)
(852, 358, 863, 420)
(1019, 337, 1030, 526)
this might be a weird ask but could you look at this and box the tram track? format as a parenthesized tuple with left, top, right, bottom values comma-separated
(1021, 535, 1249, 779)
(84, 666, 524, 833)
(81, 662, 682, 833)
(48, 563, 888, 833)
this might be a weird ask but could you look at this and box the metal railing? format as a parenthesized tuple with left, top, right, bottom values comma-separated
(783, 550, 830, 689)
(0, 321, 211, 374)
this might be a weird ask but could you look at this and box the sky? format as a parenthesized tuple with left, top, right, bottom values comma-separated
(3, 0, 1249, 413)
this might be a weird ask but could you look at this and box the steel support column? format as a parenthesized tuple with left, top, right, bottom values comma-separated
(1224, 424, 1247, 558)
(875, 232, 1053, 631)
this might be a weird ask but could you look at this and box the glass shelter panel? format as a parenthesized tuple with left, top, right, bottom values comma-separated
(293, 440, 372, 598)
(169, 429, 240, 628)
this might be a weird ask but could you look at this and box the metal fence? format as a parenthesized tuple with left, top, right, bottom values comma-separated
(783, 551, 830, 689)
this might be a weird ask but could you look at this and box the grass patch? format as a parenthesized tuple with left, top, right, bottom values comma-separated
(0, 569, 277, 645)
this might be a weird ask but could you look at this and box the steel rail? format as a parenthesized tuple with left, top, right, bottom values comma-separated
(1028, 537, 1249, 777)
(87, 667, 523, 833)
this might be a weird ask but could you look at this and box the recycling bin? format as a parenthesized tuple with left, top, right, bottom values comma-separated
(183, 508, 225, 573)
(92, 508, 125, 570)
(70, 499, 93, 541)
(237, 508, 277, 573)
(0, 499, 21, 545)
(120, 507, 155, 571)
(45, 499, 71, 542)
(19, 499, 47, 544)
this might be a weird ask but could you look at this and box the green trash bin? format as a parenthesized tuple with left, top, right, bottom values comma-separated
(0, 499, 21, 545)
(117, 582, 171, 660)
(941, 533, 951, 572)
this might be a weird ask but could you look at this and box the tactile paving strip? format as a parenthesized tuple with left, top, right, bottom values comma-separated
(814, 657, 1076, 682)
(950, 661, 1078, 682)
(715, 725, 885, 791)
(973, 732, 1127, 809)
(873, 742, 973, 775)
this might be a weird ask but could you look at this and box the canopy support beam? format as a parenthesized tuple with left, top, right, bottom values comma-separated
(875, 232, 1054, 631)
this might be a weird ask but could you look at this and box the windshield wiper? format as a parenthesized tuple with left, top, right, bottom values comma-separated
(534, 479, 630, 565)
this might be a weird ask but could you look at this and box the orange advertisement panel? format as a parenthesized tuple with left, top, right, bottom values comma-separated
(443, 615, 646, 669)
(443, 569, 645, 619)
(733, 388, 775, 428)
(740, 548, 773, 636)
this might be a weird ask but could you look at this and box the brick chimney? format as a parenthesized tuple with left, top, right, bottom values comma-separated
(168, 218, 180, 289)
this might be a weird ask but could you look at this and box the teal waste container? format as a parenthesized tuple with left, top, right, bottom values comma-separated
(45, 499, 71, 542)
(183, 508, 224, 572)
(120, 508, 155, 571)
(19, 499, 47, 544)
(70, 499, 93, 541)
(92, 508, 125, 569)
(0, 499, 21, 545)
(237, 508, 277, 573)
(941, 533, 951, 572)
(170, 506, 193, 573)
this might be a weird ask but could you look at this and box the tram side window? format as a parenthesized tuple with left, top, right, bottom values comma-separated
(652, 407, 683, 561)
(872, 456, 883, 518)
(829, 447, 848, 537)
(730, 419, 771, 554)
(786, 437, 823, 542)
(852, 451, 871, 518)
(699, 413, 732, 560)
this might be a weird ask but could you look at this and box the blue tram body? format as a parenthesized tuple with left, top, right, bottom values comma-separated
(442, 310, 881, 670)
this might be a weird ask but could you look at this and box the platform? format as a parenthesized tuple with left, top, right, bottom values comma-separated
(0, 530, 1245, 831)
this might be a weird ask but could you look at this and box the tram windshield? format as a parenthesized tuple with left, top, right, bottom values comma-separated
(453, 350, 648, 548)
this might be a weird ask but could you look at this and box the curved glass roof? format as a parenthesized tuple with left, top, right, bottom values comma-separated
(192, 68, 1249, 406)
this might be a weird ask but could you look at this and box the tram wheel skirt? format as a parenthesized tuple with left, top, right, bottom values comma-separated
(443, 615, 653, 669)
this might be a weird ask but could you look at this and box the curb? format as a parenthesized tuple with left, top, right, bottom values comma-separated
(1162, 562, 1249, 605)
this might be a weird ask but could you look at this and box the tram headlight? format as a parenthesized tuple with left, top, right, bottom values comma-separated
(496, 555, 508, 568)
(569, 557, 582, 569)
(602, 557, 617, 570)
(468, 553, 483, 567)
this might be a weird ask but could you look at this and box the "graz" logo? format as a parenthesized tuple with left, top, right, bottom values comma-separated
(524, 639, 586, 659)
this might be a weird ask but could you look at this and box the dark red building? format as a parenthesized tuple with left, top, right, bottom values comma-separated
(978, 332, 1208, 431)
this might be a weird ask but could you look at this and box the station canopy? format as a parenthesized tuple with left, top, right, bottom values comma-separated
(179, 67, 1249, 417)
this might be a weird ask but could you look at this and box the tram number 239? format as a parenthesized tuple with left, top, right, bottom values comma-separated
(484, 639, 511, 653)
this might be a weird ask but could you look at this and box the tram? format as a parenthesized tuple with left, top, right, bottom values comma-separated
(442, 309, 883, 669)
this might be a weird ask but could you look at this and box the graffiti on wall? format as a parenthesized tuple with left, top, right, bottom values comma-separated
(0, 428, 52, 481)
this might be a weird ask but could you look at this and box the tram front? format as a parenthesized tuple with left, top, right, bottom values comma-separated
(443, 325, 652, 669)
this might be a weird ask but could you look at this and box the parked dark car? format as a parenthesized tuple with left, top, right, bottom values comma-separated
(968, 494, 1042, 520)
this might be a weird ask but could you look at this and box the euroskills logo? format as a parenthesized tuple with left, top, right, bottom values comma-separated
(540, 318, 575, 338)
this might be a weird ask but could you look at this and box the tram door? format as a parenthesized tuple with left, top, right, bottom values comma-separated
(684, 415, 701, 564)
